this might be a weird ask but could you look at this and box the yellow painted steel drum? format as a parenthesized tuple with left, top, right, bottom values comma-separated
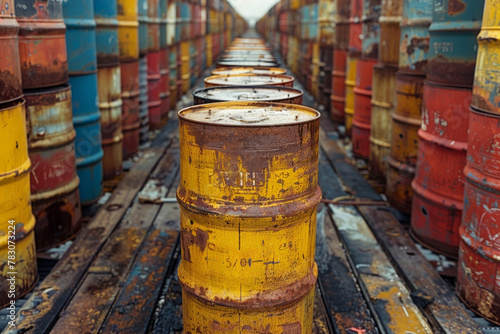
(180, 41, 190, 94)
(177, 101, 321, 332)
(206, 34, 213, 67)
(345, 56, 357, 135)
(312, 42, 321, 101)
(117, 0, 139, 61)
(0, 100, 37, 308)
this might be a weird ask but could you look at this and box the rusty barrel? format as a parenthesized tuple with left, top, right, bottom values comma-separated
(169, 44, 177, 110)
(0, 100, 37, 308)
(398, 0, 432, 75)
(379, 0, 402, 66)
(471, 0, 500, 114)
(147, 0, 160, 52)
(193, 86, 303, 105)
(15, 0, 68, 89)
(352, 58, 377, 159)
(159, 47, 170, 123)
(427, 0, 483, 87)
(139, 55, 149, 143)
(147, 50, 162, 129)
(331, 49, 347, 123)
(349, 0, 363, 56)
(211, 67, 287, 76)
(336, 0, 352, 51)
(457, 108, 500, 324)
(345, 56, 357, 135)
(361, 0, 381, 59)
(206, 34, 213, 67)
(411, 82, 470, 258)
(204, 74, 295, 88)
(0, 1, 22, 103)
(180, 40, 190, 94)
(117, 0, 139, 61)
(25, 85, 82, 251)
(94, 0, 123, 180)
(177, 101, 320, 332)
(386, 73, 424, 214)
(138, 0, 148, 56)
(369, 64, 397, 179)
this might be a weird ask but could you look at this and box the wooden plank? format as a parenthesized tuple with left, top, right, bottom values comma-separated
(3, 126, 176, 334)
(358, 206, 483, 334)
(329, 204, 433, 334)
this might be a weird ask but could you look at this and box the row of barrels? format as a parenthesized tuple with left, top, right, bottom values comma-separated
(178, 37, 319, 332)
(258, 0, 500, 325)
(0, 0, 245, 309)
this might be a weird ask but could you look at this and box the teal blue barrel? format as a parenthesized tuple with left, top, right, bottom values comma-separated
(181, 2, 191, 41)
(301, 5, 309, 41)
(63, 0, 103, 204)
(175, 1, 182, 43)
(160, 0, 167, 48)
(93, 0, 120, 66)
(138, 0, 149, 56)
(310, 3, 319, 42)
(362, 0, 381, 59)
(427, 0, 484, 87)
(399, 0, 433, 74)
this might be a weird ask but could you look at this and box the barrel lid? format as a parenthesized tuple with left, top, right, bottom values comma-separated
(212, 67, 287, 76)
(217, 61, 281, 68)
(193, 86, 302, 102)
(179, 101, 320, 126)
(205, 74, 293, 86)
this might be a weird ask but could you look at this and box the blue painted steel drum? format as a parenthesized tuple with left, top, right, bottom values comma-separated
(70, 73, 104, 205)
(427, 0, 484, 87)
(93, 0, 120, 66)
(181, 2, 191, 40)
(160, 0, 167, 48)
(138, 0, 149, 55)
(399, 0, 433, 74)
(362, 0, 381, 59)
(175, 2, 182, 43)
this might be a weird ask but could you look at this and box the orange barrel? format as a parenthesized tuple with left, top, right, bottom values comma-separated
(168, 44, 177, 110)
(0, 99, 37, 308)
(352, 58, 377, 159)
(398, 0, 432, 75)
(177, 102, 320, 332)
(193, 86, 303, 105)
(386, 73, 424, 214)
(25, 85, 82, 251)
(139, 55, 149, 144)
(159, 47, 170, 123)
(369, 64, 397, 179)
(411, 82, 470, 258)
(348, 0, 363, 56)
(211, 67, 287, 76)
(204, 74, 295, 88)
(331, 49, 347, 123)
(344, 55, 357, 135)
(0, 1, 23, 103)
(457, 108, 500, 325)
(379, 0, 402, 66)
(147, 50, 162, 129)
(120, 60, 141, 159)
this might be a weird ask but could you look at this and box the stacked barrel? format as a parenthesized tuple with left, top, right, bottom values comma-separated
(147, 0, 162, 129)
(159, 0, 170, 124)
(385, 0, 432, 215)
(16, 0, 82, 251)
(318, 0, 335, 111)
(138, 0, 149, 142)
(351, 0, 381, 160)
(0, 0, 37, 307)
(457, 0, 500, 323)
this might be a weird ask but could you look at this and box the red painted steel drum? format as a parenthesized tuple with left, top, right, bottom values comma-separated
(349, 0, 363, 56)
(411, 82, 470, 258)
(352, 58, 377, 159)
(331, 49, 347, 123)
(120, 60, 140, 159)
(147, 50, 162, 129)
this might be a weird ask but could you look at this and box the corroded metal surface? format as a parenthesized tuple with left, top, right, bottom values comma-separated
(0, 0, 22, 103)
(411, 82, 470, 259)
(386, 73, 424, 214)
(361, 0, 381, 59)
(336, 0, 352, 51)
(348, 0, 363, 56)
(0, 100, 37, 308)
(353, 58, 376, 159)
(193, 86, 303, 105)
(117, 0, 139, 61)
(16, 0, 68, 89)
(93, 0, 120, 66)
(25, 85, 82, 251)
(205, 74, 295, 88)
(147, 50, 162, 130)
(398, 0, 432, 74)
(180, 40, 190, 93)
(331, 49, 347, 123)
(345, 55, 357, 135)
(120, 60, 140, 159)
(139, 55, 149, 144)
(177, 101, 320, 332)
(216, 60, 281, 68)
(379, 0, 402, 65)
(458, 108, 500, 325)
(138, 0, 148, 55)
(211, 67, 287, 76)
(370, 64, 397, 180)
(427, 0, 483, 87)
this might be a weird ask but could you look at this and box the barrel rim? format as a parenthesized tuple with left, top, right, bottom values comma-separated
(204, 73, 294, 86)
(192, 85, 303, 102)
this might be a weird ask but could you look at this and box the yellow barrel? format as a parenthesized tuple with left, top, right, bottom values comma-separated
(177, 101, 321, 332)
(180, 40, 190, 94)
(370, 64, 397, 180)
(0, 100, 37, 308)
(206, 34, 213, 67)
(117, 0, 139, 61)
(345, 55, 357, 135)
(312, 42, 321, 101)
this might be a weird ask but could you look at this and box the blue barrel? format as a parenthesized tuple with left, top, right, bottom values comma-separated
(93, 0, 120, 65)
(63, 0, 103, 205)
(160, 0, 167, 48)
(427, 0, 484, 87)
(175, 2, 182, 43)
(181, 2, 191, 40)
(362, 0, 381, 59)
(138, 0, 149, 55)
(310, 3, 319, 42)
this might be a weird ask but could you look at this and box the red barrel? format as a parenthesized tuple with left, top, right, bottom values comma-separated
(349, 0, 363, 56)
(331, 49, 347, 123)
(147, 50, 162, 129)
(352, 58, 377, 159)
(120, 60, 140, 159)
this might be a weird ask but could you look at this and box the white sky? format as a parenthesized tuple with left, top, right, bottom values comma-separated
(227, 0, 281, 27)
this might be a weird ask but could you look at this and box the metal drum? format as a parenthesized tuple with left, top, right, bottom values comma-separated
(117, 0, 139, 62)
(180, 40, 190, 94)
(361, 0, 381, 59)
(0, 100, 37, 308)
(138, 0, 148, 56)
(189, 40, 198, 88)
(331, 49, 347, 123)
(25, 86, 82, 251)
(336, 0, 352, 52)
(398, 0, 432, 75)
(427, 0, 483, 87)
(206, 33, 213, 67)
(139, 55, 149, 144)
(16, 0, 68, 89)
(159, 48, 170, 123)
(370, 64, 397, 179)
(379, 0, 402, 66)
(457, 108, 500, 325)
(216, 60, 281, 68)
(177, 101, 320, 332)
(0, 0, 22, 103)
(211, 67, 287, 76)
(193, 86, 303, 105)
(349, 0, 363, 56)
(471, 0, 499, 114)
(147, 51, 162, 129)
(205, 74, 295, 88)
(345, 56, 357, 135)
(411, 82, 470, 258)
(147, 0, 160, 52)
(353, 58, 377, 159)
(94, 0, 123, 180)
(120, 60, 140, 159)
(169, 44, 177, 110)
(386, 73, 424, 214)
(166, 1, 175, 46)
